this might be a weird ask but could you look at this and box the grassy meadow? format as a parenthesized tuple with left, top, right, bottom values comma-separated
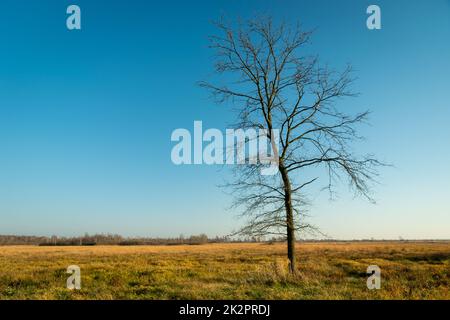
(0, 242, 448, 300)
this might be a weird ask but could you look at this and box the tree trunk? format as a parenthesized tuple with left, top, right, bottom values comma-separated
(279, 163, 296, 274)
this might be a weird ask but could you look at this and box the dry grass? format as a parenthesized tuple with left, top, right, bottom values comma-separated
(0, 242, 448, 300)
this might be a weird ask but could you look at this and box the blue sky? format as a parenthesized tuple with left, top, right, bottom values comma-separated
(0, 0, 449, 239)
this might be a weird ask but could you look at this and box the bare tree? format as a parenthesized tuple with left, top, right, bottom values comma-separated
(200, 17, 384, 274)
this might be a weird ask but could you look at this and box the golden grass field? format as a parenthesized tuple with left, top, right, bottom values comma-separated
(0, 242, 448, 300)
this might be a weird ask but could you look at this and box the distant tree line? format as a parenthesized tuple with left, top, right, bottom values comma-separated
(0, 234, 438, 246)
(0, 233, 246, 246)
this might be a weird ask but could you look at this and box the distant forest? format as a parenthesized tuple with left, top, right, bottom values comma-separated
(0, 234, 443, 246)
(0, 234, 274, 246)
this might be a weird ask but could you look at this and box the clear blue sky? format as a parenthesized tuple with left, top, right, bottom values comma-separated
(0, 0, 449, 239)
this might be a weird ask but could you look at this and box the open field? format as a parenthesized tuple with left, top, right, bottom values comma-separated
(0, 242, 448, 300)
